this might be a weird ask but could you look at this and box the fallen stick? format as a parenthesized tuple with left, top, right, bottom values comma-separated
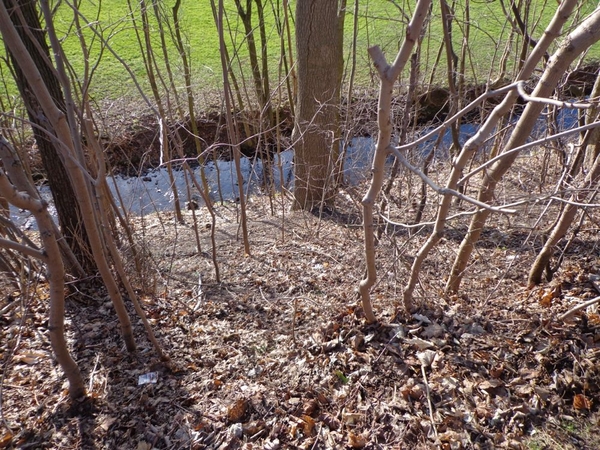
(559, 295, 600, 321)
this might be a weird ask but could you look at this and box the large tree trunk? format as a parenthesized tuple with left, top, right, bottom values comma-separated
(292, 0, 344, 210)
(0, 0, 138, 352)
(4, 0, 93, 273)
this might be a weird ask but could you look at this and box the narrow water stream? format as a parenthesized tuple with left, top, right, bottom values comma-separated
(11, 107, 579, 228)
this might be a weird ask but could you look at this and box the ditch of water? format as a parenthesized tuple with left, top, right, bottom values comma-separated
(11, 107, 580, 228)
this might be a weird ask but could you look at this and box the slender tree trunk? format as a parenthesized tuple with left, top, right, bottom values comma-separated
(359, 0, 432, 323)
(0, 0, 138, 352)
(172, 0, 210, 197)
(215, 0, 250, 255)
(529, 133, 600, 286)
(0, 137, 85, 400)
(133, 0, 183, 222)
(447, 7, 600, 294)
(403, 0, 579, 310)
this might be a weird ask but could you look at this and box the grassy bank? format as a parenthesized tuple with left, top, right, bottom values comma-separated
(1, 1, 598, 105)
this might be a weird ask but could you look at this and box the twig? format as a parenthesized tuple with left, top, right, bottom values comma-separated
(379, 209, 480, 228)
(88, 353, 101, 393)
(459, 120, 600, 185)
(192, 272, 204, 312)
(420, 364, 438, 438)
(548, 196, 600, 208)
(390, 147, 517, 213)
(292, 298, 298, 343)
(516, 80, 593, 109)
(559, 295, 600, 321)
(394, 81, 524, 153)
(0, 238, 46, 261)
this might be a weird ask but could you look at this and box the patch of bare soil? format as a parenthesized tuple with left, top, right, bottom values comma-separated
(2, 151, 600, 449)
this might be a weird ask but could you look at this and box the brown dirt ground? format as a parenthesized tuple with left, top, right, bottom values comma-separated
(1, 149, 600, 449)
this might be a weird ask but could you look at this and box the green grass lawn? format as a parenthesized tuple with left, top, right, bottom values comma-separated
(1, 0, 598, 106)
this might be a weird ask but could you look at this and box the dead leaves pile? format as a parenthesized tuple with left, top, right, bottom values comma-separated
(1, 202, 600, 449)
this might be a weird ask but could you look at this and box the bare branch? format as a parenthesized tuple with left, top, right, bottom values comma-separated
(517, 80, 593, 109)
(379, 209, 482, 229)
(390, 146, 517, 213)
(0, 238, 46, 261)
(394, 81, 523, 153)
(459, 120, 600, 185)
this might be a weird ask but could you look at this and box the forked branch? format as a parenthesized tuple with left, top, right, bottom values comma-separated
(359, 0, 432, 324)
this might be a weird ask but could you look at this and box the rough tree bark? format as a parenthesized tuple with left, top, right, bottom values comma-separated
(292, 0, 344, 210)
(447, 7, 600, 294)
(3, 0, 93, 274)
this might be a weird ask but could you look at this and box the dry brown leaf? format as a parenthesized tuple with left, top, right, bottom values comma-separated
(0, 431, 13, 449)
(319, 412, 340, 430)
(401, 380, 424, 400)
(347, 432, 367, 448)
(242, 420, 265, 436)
(14, 352, 47, 365)
(588, 312, 600, 325)
(302, 398, 319, 416)
(489, 365, 504, 378)
(405, 337, 436, 350)
(136, 442, 152, 450)
(479, 379, 504, 392)
(539, 289, 554, 307)
(514, 384, 533, 397)
(227, 398, 248, 422)
(99, 416, 117, 431)
(438, 430, 464, 449)
(316, 391, 330, 404)
(573, 394, 592, 411)
(417, 350, 438, 367)
(342, 411, 363, 425)
(301, 415, 315, 435)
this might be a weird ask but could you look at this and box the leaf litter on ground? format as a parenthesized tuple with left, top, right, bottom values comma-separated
(1, 167, 600, 449)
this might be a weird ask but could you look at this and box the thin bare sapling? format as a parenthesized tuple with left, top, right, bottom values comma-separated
(447, 6, 600, 295)
(359, 0, 432, 324)
(0, 136, 85, 399)
(400, 0, 580, 311)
